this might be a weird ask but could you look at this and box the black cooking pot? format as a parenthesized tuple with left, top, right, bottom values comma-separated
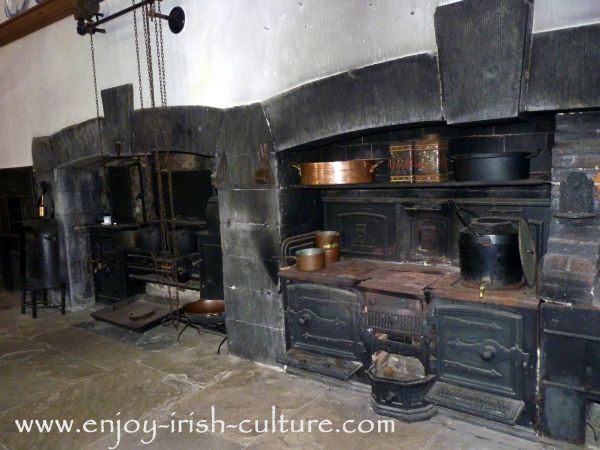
(452, 203, 523, 290)
(138, 222, 201, 255)
(138, 224, 161, 253)
(448, 150, 540, 182)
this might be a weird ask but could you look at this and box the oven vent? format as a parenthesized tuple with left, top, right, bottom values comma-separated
(366, 310, 423, 336)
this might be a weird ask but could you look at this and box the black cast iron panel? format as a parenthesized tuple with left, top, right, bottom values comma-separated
(286, 283, 359, 359)
(324, 201, 396, 259)
(436, 305, 527, 399)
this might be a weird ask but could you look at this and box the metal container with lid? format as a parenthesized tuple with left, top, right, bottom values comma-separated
(458, 216, 523, 290)
(413, 134, 448, 182)
(20, 218, 61, 289)
(389, 142, 415, 183)
(453, 201, 537, 297)
(447, 150, 539, 182)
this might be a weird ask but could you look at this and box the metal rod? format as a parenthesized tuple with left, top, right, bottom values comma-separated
(147, 10, 169, 20)
(80, 0, 157, 34)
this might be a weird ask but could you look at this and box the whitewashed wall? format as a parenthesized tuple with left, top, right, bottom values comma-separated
(1, 0, 599, 168)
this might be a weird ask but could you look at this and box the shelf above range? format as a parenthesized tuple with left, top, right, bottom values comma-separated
(289, 174, 551, 190)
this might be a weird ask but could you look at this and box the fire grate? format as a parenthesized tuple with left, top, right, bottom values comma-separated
(425, 381, 524, 425)
(277, 347, 363, 380)
(366, 310, 423, 336)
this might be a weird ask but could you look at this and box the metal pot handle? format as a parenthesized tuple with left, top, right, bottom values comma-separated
(369, 160, 386, 174)
(272, 255, 297, 261)
(447, 200, 486, 242)
(291, 164, 302, 176)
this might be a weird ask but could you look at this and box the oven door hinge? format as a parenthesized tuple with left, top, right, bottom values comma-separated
(512, 346, 530, 374)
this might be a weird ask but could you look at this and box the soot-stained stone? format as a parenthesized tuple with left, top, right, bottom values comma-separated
(101, 84, 134, 155)
(224, 287, 284, 329)
(219, 103, 273, 157)
(218, 189, 279, 225)
(448, 135, 505, 154)
(434, 0, 533, 123)
(545, 237, 600, 261)
(526, 24, 600, 112)
(493, 114, 555, 134)
(225, 318, 285, 365)
(539, 111, 600, 304)
(49, 119, 106, 167)
(555, 111, 600, 133)
(540, 281, 595, 305)
(221, 152, 275, 189)
(222, 255, 280, 293)
(131, 106, 223, 156)
(391, 127, 435, 142)
(278, 189, 323, 227)
(31, 137, 55, 176)
(263, 54, 443, 151)
(275, 147, 322, 187)
(220, 222, 282, 259)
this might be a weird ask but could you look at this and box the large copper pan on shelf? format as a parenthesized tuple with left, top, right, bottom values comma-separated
(292, 159, 385, 185)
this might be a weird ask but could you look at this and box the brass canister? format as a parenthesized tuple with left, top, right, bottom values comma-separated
(413, 133, 449, 182)
(389, 142, 414, 183)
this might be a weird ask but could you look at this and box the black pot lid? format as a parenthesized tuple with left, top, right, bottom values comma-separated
(518, 218, 537, 287)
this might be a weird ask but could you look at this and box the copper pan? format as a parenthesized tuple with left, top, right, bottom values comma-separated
(315, 231, 340, 263)
(274, 248, 326, 272)
(183, 299, 225, 315)
(292, 159, 385, 185)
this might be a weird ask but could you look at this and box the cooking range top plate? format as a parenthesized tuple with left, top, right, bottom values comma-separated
(358, 264, 457, 298)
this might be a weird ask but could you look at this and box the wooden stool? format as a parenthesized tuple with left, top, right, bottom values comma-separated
(21, 283, 66, 319)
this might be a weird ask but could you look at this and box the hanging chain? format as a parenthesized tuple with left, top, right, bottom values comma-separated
(132, 0, 144, 109)
(139, 1, 179, 312)
(156, 1, 167, 107)
(142, 3, 156, 108)
(89, 34, 103, 154)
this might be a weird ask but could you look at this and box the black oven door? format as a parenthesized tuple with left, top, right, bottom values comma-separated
(286, 283, 360, 359)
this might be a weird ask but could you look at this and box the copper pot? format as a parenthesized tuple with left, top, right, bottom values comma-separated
(292, 159, 385, 185)
(293, 248, 326, 272)
(183, 300, 226, 326)
(323, 244, 340, 264)
(183, 299, 225, 314)
(315, 230, 340, 263)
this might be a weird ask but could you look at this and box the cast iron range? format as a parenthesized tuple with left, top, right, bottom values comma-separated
(363, 300, 436, 422)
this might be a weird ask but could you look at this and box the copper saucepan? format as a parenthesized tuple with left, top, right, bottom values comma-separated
(276, 248, 326, 272)
(315, 230, 340, 263)
(292, 159, 385, 185)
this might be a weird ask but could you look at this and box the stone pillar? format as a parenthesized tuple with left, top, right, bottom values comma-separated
(217, 104, 321, 365)
(540, 111, 600, 304)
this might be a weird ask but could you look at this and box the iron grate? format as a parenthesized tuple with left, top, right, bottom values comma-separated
(366, 310, 423, 336)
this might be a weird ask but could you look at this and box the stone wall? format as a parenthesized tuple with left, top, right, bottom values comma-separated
(540, 111, 600, 304)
